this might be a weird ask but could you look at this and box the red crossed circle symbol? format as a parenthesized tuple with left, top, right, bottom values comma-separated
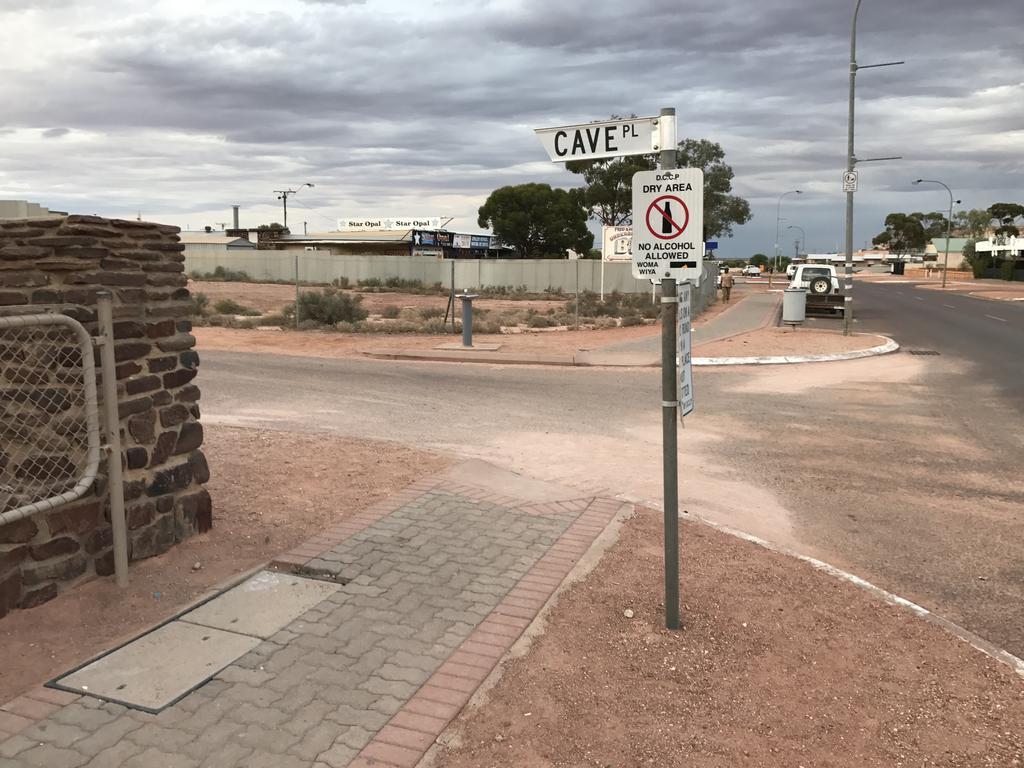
(645, 195, 689, 240)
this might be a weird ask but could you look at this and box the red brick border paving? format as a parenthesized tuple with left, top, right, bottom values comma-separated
(349, 495, 629, 767)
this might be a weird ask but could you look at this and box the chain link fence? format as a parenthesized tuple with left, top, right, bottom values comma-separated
(0, 313, 101, 524)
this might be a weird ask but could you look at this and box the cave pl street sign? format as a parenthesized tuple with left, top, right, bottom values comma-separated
(631, 168, 704, 284)
(534, 115, 674, 162)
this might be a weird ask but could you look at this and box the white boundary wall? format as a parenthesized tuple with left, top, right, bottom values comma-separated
(184, 250, 718, 310)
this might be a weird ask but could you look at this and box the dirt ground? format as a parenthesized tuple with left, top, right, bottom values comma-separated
(695, 327, 888, 358)
(189, 280, 567, 315)
(193, 324, 662, 359)
(0, 425, 448, 704)
(437, 507, 1024, 768)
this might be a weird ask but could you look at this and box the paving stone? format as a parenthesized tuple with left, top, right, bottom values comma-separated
(288, 721, 344, 761)
(196, 742, 252, 768)
(317, 741, 358, 768)
(0, 735, 36, 758)
(123, 746, 198, 768)
(82, 740, 145, 768)
(18, 743, 89, 768)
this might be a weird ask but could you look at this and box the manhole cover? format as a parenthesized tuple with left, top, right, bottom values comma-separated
(908, 350, 940, 355)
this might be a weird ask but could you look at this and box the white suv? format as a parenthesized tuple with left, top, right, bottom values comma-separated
(790, 264, 839, 294)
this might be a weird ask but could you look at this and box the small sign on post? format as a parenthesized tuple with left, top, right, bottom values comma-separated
(677, 283, 694, 416)
(843, 170, 858, 193)
(631, 168, 705, 284)
(534, 115, 675, 162)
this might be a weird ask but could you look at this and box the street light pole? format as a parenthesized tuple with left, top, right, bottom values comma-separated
(913, 179, 959, 290)
(273, 182, 315, 231)
(775, 190, 802, 274)
(786, 224, 806, 259)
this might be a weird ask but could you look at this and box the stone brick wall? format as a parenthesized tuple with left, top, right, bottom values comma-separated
(0, 215, 210, 616)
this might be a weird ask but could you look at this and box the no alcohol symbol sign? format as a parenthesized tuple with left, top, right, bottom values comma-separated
(646, 195, 690, 240)
(631, 168, 705, 283)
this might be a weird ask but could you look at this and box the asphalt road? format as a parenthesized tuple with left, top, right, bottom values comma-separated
(852, 280, 1024, 409)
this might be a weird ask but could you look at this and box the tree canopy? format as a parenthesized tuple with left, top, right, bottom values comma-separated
(872, 213, 927, 256)
(565, 135, 751, 240)
(953, 209, 992, 239)
(988, 202, 1024, 238)
(477, 183, 594, 258)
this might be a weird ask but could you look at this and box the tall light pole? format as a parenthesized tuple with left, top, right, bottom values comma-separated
(775, 190, 802, 273)
(786, 224, 806, 259)
(273, 182, 315, 230)
(913, 179, 960, 289)
(843, 0, 904, 334)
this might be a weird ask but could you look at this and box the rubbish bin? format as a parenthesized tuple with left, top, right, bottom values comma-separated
(892, 260, 906, 275)
(782, 287, 806, 325)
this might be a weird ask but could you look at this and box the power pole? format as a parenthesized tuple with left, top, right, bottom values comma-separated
(843, 0, 903, 335)
(273, 182, 315, 230)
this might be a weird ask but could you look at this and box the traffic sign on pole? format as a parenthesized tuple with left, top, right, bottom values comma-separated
(843, 170, 858, 192)
(534, 115, 675, 162)
(631, 168, 704, 284)
(677, 283, 694, 416)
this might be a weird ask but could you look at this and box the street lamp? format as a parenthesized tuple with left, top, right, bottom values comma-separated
(272, 182, 315, 230)
(775, 190, 802, 274)
(913, 179, 961, 289)
(786, 224, 806, 259)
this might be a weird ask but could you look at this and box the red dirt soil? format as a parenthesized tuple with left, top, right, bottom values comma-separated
(437, 508, 1024, 768)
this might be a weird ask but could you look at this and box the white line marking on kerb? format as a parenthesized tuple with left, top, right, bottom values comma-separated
(985, 314, 1007, 322)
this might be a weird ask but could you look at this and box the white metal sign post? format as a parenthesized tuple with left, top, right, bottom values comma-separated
(536, 106, 685, 631)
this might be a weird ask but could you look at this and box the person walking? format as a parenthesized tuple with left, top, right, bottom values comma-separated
(720, 268, 735, 303)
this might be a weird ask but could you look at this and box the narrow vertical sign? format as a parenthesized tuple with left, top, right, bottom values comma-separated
(678, 283, 694, 416)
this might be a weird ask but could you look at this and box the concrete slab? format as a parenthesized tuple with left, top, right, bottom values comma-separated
(56, 621, 260, 712)
(434, 342, 503, 351)
(180, 570, 339, 639)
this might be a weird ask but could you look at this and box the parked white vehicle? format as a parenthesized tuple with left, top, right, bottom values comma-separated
(786, 262, 798, 278)
(741, 265, 762, 277)
(790, 264, 840, 295)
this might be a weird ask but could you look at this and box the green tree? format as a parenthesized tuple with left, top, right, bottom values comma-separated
(477, 183, 594, 258)
(953, 209, 991, 239)
(988, 202, 1024, 239)
(749, 253, 769, 268)
(873, 213, 926, 257)
(566, 134, 751, 239)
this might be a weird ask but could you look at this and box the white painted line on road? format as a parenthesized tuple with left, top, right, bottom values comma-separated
(943, 304, 955, 309)
(914, 296, 924, 301)
(985, 314, 1007, 322)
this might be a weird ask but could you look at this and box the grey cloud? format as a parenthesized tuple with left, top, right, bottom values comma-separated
(41, 127, 70, 138)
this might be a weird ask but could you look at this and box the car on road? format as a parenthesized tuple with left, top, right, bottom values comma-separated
(741, 265, 762, 277)
(790, 264, 843, 315)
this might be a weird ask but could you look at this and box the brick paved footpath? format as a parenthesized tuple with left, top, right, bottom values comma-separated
(0, 469, 630, 767)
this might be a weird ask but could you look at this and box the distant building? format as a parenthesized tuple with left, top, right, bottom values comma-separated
(264, 230, 512, 259)
(0, 200, 67, 219)
(975, 236, 1023, 261)
(924, 238, 971, 269)
(178, 231, 257, 260)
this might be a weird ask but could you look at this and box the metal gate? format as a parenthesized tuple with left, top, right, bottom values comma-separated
(0, 293, 128, 586)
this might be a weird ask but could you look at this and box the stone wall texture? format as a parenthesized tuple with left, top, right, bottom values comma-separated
(0, 215, 210, 616)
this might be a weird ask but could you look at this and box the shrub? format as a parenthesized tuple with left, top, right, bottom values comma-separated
(527, 315, 554, 328)
(621, 314, 643, 327)
(287, 290, 368, 325)
(381, 305, 401, 319)
(213, 298, 260, 316)
(335, 321, 355, 333)
(298, 319, 322, 331)
(423, 317, 457, 334)
(473, 319, 501, 334)
(419, 306, 445, 320)
(206, 266, 252, 282)
(594, 317, 618, 329)
(191, 292, 209, 316)
(1000, 260, 1017, 281)
(359, 277, 382, 288)
(333, 276, 351, 289)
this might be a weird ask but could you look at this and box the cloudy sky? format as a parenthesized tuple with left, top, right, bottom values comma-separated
(1, 0, 1021, 257)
